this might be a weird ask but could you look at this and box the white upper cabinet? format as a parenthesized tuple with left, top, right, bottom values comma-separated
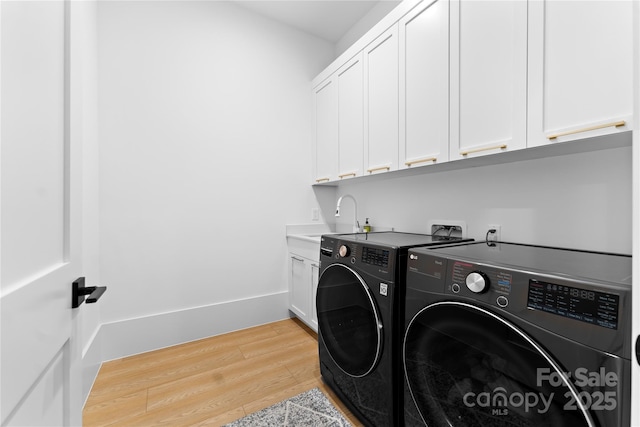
(449, 0, 527, 160)
(313, 77, 338, 183)
(311, 0, 635, 184)
(527, 1, 633, 147)
(399, 0, 450, 170)
(337, 53, 364, 180)
(364, 24, 400, 176)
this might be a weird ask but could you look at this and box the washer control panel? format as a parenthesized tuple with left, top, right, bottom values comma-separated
(527, 279, 619, 330)
(450, 260, 513, 301)
(441, 260, 517, 311)
(405, 244, 631, 358)
(444, 259, 622, 330)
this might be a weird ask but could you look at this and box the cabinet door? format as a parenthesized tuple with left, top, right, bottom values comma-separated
(310, 262, 320, 331)
(364, 24, 399, 175)
(449, 0, 527, 160)
(313, 77, 338, 183)
(289, 256, 310, 319)
(399, 0, 449, 170)
(527, 1, 633, 146)
(337, 54, 364, 180)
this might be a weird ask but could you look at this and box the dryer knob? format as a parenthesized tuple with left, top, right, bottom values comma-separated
(466, 271, 489, 293)
(338, 245, 350, 258)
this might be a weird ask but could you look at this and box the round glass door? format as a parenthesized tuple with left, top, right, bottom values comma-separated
(404, 302, 594, 427)
(317, 263, 382, 377)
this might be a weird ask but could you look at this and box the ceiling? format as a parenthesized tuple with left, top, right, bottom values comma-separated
(235, 0, 395, 43)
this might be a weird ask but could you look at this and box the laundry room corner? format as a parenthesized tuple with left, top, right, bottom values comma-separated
(93, 0, 335, 364)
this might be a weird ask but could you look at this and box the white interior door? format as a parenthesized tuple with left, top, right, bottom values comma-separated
(1, 1, 83, 425)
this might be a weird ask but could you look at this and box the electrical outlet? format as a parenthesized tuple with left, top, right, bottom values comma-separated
(487, 224, 501, 242)
(312, 208, 320, 221)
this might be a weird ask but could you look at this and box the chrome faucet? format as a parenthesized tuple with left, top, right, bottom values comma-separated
(335, 194, 360, 233)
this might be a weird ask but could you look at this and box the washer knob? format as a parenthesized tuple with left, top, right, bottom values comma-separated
(466, 271, 489, 293)
(338, 245, 350, 258)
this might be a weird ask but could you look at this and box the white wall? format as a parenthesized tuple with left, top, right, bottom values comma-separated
(96, 1, 334, 357)
(331, 145, 633, 254)
(335, 0, 402, 57)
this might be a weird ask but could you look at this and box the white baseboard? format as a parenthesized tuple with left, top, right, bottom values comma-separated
(82, 337, 102, 406)
(81, 291, 290, 404)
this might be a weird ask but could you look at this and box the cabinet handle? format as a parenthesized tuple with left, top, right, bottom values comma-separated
(367, 165, 391, 173)
(338, 172, 357, 179)
(405, 157, 437, 167)
(291, 256, 304, 262)
(460, 144, 507, 156)
(315, 177, 330, 183)
(311, 263, 319, 268)
(547, 120, 626, 140)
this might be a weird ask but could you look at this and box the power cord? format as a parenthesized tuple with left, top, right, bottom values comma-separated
(486, 228, 497, 247)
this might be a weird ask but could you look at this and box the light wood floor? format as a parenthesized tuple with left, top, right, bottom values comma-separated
(83, 318, 363, 426)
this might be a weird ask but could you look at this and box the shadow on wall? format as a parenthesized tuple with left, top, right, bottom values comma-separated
(312, 145, 632, 254)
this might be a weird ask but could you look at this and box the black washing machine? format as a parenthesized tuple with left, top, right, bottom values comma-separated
(316, 232, 473, 427)
(403, 241, 632, 427)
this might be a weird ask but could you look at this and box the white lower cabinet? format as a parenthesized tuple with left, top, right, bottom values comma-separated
(310, 262, 319, 329)
(289, 255, 309, 320)
(527, 0, 633, 147)
(288, 245, 320, 331)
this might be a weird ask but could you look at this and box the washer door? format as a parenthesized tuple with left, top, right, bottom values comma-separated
(404, 302, 595, 427)
(317, 263, 383, 377)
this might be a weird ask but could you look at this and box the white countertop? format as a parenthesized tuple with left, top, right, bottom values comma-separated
(285, 223, 334, 244)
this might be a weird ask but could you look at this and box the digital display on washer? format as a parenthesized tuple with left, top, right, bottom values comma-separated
(361, 246, 389, 267)
(527, 279, 619, 329)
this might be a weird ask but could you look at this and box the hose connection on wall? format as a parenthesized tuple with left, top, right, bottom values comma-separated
(432, 225, 463, 238)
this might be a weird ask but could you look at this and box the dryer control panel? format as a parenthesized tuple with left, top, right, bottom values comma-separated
(319, 236, 396, 282)
(526, 279, 620, 330)
(405, 242, 632, 358)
